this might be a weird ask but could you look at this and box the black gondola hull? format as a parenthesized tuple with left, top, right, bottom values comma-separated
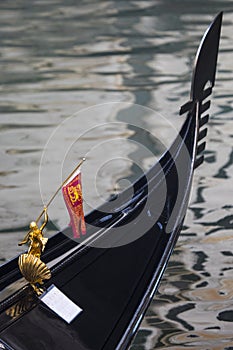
(0, 12, 222, 350)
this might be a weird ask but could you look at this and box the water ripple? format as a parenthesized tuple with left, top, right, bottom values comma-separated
(0, 1, 233, 349)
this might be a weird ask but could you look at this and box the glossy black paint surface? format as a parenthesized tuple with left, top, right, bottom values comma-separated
(0, 12, 222, 350)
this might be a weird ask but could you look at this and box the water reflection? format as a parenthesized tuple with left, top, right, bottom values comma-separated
(0, 0, 233, 349)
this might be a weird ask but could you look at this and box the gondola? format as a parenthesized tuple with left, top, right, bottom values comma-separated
(0, 12, 222, 350)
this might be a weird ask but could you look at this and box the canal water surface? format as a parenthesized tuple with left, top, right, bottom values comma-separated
(0, 1, 233, 349)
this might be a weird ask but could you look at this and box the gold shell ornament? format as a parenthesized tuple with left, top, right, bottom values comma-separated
(18, 254, 51, 295)
(17, 162, 85, 295)
(18, 207, 51, 295)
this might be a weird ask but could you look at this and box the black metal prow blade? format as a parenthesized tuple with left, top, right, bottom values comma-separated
(180, 12, 222, 169)
(191, 12, 222, 101)
(180, 12, 222, 114)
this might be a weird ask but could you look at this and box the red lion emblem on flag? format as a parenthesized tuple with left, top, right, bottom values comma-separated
(62, 169, 86, 238)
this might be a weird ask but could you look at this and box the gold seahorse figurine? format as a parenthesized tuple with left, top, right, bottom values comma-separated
(18, 207, 51, 295)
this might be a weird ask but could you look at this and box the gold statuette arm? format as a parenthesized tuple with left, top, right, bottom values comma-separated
(39, 207, 48, 231)
(18, 207, 48, 246)
(18, 232, 30, 246)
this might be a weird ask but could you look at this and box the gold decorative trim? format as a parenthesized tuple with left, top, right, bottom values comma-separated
(18, 254, 51, 292)
(18, 207, 51, 295)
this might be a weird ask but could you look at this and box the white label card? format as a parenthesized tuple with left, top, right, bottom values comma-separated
(40, 284, 82, 324)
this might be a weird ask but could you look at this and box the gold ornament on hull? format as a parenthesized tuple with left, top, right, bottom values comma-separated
(18, 254, 51, 294)
(18, 207, 51, 295)
(17, 158, 86, 295)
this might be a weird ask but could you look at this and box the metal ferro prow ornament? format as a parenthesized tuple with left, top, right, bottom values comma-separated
(18, 207, 51, 295)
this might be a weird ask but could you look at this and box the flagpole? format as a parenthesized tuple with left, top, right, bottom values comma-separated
(35, 157, 86, 223)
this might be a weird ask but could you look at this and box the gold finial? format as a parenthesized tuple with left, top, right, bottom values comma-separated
(18, 207, 51, 295)
(18, 158, 86, 295)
